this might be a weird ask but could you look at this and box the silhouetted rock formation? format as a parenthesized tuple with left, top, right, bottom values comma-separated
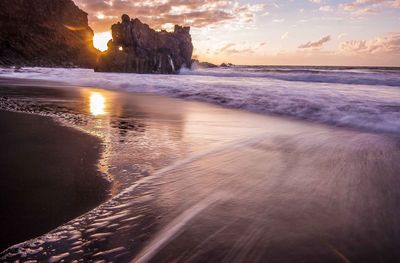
(220, 63, 235, 67)
(191, 60, 218, 69)
(95, 15, 193, 74)
(0, 0, 98, 67)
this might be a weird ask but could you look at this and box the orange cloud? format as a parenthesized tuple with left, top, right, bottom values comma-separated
(74, 0, 266, 32)
(339, 0, 400, 16)
(215, 42, 267, 55)
(299, 35, 331, 49)
(340, 32, 400, 54)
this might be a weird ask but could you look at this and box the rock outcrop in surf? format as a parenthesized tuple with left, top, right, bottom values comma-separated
(95, 15, 193, 74)
(191, 60, 218, 69)
(0, 0, 98, 67)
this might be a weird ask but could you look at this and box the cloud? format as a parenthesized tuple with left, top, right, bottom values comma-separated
(257, 42, 267, 48)
(339, 0, 400, 16)
(74, 0, 266, 32)
(281, 32, 289, 39)
(299, 35, 331, 49)
(340, 0, 385, 11)
(216, 42, 266, 55)
(307, 0, 334, 12)
(319, 5, 333, 11)
(220, 43, 236, 53)
(340, 32, 400, 54)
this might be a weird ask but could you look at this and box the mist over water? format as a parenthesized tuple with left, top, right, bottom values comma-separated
(1, 66, 400, 134)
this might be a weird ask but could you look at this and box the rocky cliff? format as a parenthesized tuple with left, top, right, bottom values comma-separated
(0, 0, 98, 67)
(95, 15, 193, 74)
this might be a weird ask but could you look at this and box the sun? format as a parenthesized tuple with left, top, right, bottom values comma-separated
(93, 31, 112, 52)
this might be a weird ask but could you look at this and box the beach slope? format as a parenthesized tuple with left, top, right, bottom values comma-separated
(0, 110, 109, 250)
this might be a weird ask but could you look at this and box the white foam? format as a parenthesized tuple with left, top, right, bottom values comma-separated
(1, 66, 399, 134)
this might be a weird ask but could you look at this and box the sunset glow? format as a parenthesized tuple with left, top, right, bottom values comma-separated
(93, 31, 112, 52)
(75, 0, 400, 66)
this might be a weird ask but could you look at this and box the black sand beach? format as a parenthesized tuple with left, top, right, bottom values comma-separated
(0, 110, 109, 250)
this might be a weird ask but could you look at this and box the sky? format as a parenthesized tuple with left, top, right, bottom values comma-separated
(74, 0, 400, 66)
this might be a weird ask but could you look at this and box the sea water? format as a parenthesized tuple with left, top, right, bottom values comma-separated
(1, 66, 399, 134)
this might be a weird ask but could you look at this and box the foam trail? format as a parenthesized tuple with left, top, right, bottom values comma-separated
(133, 193, 224, 263)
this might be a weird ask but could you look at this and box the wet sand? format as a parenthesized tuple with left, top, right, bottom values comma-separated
(0, 79, 400, 262)
(0, 110, 109, 250)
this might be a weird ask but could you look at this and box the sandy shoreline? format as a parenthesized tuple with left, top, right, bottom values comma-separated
(1, 78, 400, 262)
(0, 110, 110, 251)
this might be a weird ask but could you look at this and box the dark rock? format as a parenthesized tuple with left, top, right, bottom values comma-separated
(191, 59, 218, 69)
(0, 0, 99, 67)
(95, 15, 193, 74)
(220, 62, 235, 67)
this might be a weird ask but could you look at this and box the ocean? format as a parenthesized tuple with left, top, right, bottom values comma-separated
(1, 65, 399, 134)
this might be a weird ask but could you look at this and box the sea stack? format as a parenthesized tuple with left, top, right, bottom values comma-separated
(0, 0, 98, 67)
(95, 15, 193, 74)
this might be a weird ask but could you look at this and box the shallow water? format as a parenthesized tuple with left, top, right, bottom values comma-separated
(1, 82, 400, 262)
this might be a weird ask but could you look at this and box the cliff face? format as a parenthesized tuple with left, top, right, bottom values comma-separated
(95, 15, 193, 74)
(0, 0, 98, 67)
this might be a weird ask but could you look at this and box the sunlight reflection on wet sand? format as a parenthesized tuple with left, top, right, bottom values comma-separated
(89, 92, 106, 116)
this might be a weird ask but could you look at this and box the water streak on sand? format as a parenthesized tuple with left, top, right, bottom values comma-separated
(134, 193, 224, 263)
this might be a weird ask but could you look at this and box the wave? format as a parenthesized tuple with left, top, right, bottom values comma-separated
(180, 66, 400, 87)
(1, 66, 400, 134)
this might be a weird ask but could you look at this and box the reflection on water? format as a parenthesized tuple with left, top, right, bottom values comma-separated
(110, 119, 146, 143)
(89, 92, 106, 116)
